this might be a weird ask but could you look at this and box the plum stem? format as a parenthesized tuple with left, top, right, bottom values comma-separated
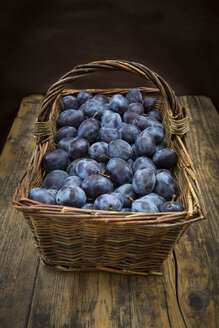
(92, 112, 98, 119)
(98, 172, 110, 178)
(99, 154, 111, 160)
(168, 194, 176, 207)
(126, 194, 135, 202)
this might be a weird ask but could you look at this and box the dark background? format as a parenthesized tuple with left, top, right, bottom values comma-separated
(1, 0, 219, 154)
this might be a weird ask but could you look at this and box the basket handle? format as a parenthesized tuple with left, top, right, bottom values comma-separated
(38, 59, 183, 121)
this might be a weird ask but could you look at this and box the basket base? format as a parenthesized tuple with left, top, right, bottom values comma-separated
(40, 257, 163, 276)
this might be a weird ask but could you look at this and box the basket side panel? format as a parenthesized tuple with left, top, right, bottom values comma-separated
(30, 216, 188, 273)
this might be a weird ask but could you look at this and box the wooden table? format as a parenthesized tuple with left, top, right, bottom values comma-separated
(0, 95, 218, 328)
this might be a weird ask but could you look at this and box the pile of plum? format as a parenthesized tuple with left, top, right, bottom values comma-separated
(29, 88, 185, 213)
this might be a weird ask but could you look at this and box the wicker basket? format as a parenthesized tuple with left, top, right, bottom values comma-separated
(12, 60, 206, 275)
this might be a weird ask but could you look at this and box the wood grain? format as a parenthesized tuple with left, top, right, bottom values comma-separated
(26, 257, 186, 328)
(0, 95, 218, 328)
(0, 95, 43, 328)
(173, 96, 219, 328)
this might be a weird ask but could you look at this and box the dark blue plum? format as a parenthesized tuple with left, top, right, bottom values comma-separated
(110, 192, 124, 205)
(159, 201, 185, 212)
(147, 110, 162, 122)
(132, 168, 156, 195)
(47, 189, 58, 198)
(57, 137, 77, 152)
(82, 174, 114, 199)
(101, 109, 112, 118)
(110, 94, 129, 115)
(140, 193, 165, 208)
(119, 124, 140, 144)
(82, 99, 105, 118)
(94, 193, 123, 211)
(56, 186, 86, 208)
(42, 149, 69, 172)
(77, 118, 100, 143)
(114, 184, 136, 207)
(57, 109, 85, 128)
(82, 203, 94, 210)
(101, 108, 118, 117)
(99, 127, 120, 143)
(152, 148, 177, 169)
(154, 171, 179, 200)
(135, 133, 156, 157)
(77, 90, 92, 106)
(108, 139, 133, 160)
(29, 188, 56, 205)
(134, 116, 164, 131)
(133, 157, 157, 174)
(63, 176, 82, 188)
(142, 126, 164, 145)
(67, 157, 86, 176)
(132, 199, 158, 213)
(106, 158, 133, 186)
(126, 88, 143, 104)
(127, 103, 144, 115)
(143, 97, 156, 113)
(88, 142, 109, 163)
(54, 126, 78, 144)
(60, 95, 79, 111)
(43, 170, 69, 190)
(67, 138, 89, 160)
(133, 116, 149, 131)
(93, 94, 109, 105)
(75, 158, 102, 179)
(156, 169, 172, 176)
(101, 111, 122, 129)
(144, 116, 164, 130)
(123, 110, 140, 124)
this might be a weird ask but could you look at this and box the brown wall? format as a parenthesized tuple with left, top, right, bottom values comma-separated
(1, 0, 218, 153)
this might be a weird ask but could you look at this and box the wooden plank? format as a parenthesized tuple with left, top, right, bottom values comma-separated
(26, 267, 133, 328)
(129, 256, 186, 328)
(0, 95, 44, 328)
(173, 96, 219, 328)
(26, 256, 184, 328)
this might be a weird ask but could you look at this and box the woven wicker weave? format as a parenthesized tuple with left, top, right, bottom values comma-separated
(12, 60, 206, 275)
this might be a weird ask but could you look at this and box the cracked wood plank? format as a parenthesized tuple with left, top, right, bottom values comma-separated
(173, 96, 219, 328)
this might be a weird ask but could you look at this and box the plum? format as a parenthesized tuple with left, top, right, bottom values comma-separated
(42, 149, 68, 172)
(29, 188, 56, 205)
(43, 170, 69, 190)
(126, 88, 143, 104)
(56, 186, 86, 207)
